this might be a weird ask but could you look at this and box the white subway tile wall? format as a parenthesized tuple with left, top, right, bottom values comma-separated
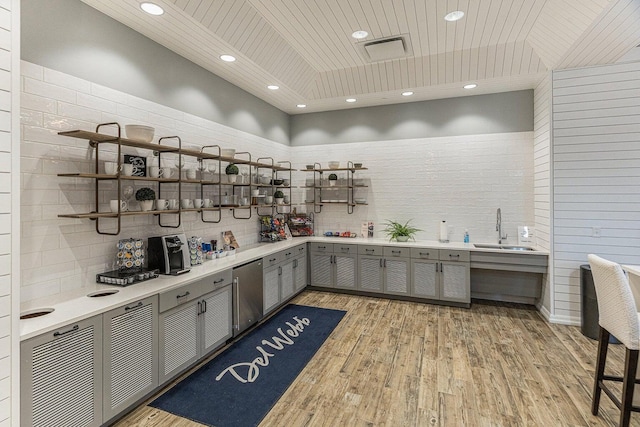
(20, 61, 288, 303)
(291, 132, 535, 242)
(0, 1, 15, 424)
(21, 61, 536, 305)
(534, 73, 552, 316)
(552, 61, 640, 324)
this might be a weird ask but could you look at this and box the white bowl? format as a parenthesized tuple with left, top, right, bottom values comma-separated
(328, 161, 340, 169)
(220, 148, 235, 158)
(125, 125, 154, 143)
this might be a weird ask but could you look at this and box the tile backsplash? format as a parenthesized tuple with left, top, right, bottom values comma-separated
(20, 60, 534, 303)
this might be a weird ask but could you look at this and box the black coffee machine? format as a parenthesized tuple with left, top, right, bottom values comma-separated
(147, 234, 191, 275)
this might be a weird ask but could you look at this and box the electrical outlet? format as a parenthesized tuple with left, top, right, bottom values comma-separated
(592, 227, 601, 238)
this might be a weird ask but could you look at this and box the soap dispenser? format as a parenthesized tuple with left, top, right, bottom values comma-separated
(463, 229, 470, 243)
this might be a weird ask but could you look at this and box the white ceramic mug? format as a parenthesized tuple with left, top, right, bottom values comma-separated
(168, 199, 179, 210)
(156, 199, 169, 210)
(122, 164, 134, 176)
(181, 199, 192, 209)
(105, 162, 120, 175)
(186, 168, 197, 180)
(110, 199, 127, 212)
(203, 198, 212, 208)
(194, 198, 203, 208)
(161, 167, 175, 178)
(265, 195, 273, 204)
(251, 189, 260, 197)
(149, 166, 162, 178)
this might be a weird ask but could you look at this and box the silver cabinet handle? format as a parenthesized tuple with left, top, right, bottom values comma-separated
(213, 277, 225, 284)
(420, 252, 429, 256)
(365, 248, 374, 252)
(125, 301, 143, 311)
(176, 291, 190, 299)
(436, 263, 439, 273)
(384, 259, 387, 268)
(379, 258, 383, 268)
(202, 299, 207, 313)
(197, 301, 202, 315)
(278, 266, 282, 275)
(269, 257, 277, 262)
(392, 250, 401, 254)
(234, 277, 240, 330)
(53, 324, 79, 338)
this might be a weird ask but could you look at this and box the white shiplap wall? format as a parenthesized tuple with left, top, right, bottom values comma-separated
(1, 1, 19, 426)
(533, 73, 552, 318)
(553, 60, 640, 324)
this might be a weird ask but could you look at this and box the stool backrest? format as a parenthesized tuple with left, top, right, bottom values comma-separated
(588, 254, 639, 350)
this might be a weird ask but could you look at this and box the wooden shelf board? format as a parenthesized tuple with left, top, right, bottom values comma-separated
(58, 130, 179, 152)
(300, 167, 368, 172)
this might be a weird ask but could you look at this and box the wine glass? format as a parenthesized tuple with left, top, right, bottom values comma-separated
(122, 186, 133, 212)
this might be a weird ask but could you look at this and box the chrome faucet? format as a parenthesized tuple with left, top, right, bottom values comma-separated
(496, 208, 508, 244)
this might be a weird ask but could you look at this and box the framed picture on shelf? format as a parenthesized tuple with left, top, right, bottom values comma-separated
(124, 155, 146, 177)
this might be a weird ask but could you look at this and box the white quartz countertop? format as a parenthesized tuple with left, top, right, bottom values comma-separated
(20, 237, 548, 340)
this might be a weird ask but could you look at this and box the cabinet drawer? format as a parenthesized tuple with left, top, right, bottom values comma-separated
(358, 245, 383, 256)
(410, 247, 439, 260)
(198, 269, 232, 295)
(281, 247, 298, 261)
(293, 243, 307, 258)
(383, 246, 410, 258)
(159, 281, 201, 313)
(439, 249, 470, 262)
(263, 251, 284, 268)
(334, 244, 357, 255)
(310, 242, 333, 253)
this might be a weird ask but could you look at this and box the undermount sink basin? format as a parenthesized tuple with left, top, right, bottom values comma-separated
(474, 243, 536, 251)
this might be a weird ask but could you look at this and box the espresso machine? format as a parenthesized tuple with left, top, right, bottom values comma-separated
(147, 234, 191, 275)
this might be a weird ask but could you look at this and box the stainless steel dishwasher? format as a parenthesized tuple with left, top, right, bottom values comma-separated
(232, 259, 264, 336)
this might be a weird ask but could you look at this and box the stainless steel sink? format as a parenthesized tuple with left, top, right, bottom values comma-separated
(474, 243, 536, 251)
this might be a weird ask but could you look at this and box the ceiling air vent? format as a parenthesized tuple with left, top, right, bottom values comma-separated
(357, 35, 413, 63)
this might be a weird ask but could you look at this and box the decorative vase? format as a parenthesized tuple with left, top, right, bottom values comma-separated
(227, 174, 237, 183)
(139, 200, 153, 212)
(275, 198, 284, 205)
(396, 235, 410, 242)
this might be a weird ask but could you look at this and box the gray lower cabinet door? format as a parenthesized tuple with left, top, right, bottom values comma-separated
(103, 295, 158, 422)
(280, 259, 295, 301)
(358, 255, 384, 292)
(310, 252, 333, 287)
(411, 259, 439, 299)
(384, 258, 411, 295)
(21, 315, 103, 427)
(263, 264, 281, 315)
(158, 301, 199, 385)
(440, 261, 471, 303)
(294, 255, 307, 291)
(201, 285, 233, 355)
(335, 254, 357, 289)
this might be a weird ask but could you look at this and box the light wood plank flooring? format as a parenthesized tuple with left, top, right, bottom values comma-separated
(115, 290, 638, 426)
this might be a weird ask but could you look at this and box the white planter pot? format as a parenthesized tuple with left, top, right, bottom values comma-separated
(139, 200, 154, 212)
(227, 174, 237, 183)
(329, 180, 336, 187)
(275, 198, 284, 205)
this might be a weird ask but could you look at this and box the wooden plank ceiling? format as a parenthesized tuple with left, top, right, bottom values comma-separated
(81, 0, 640, 114)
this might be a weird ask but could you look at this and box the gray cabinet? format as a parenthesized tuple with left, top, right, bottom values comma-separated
(103, 295, 158, 422)
(358, 245, 410, 295)
(21, 315, 103, 427)
(158, 270, 233, 384)
(410, 248, 470, 304)
(310, 243, 357, 289)
(264, 244, 308, 315)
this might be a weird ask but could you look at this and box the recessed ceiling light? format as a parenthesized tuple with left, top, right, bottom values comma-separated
(220, 54, 236, 62)
(267, 85, 279, 90)
(297, 104, 307, 108)
(351, 30, 368, 39)
(346, 98, 357, 103)
(140, 2, 164, 16)
(402, 91, 414, 96)
(444, 10, 464, 22)
(463, 83, 477, 89)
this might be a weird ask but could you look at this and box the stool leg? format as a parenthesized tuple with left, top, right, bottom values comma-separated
(592, 326, 610, 415)
(620, 348, 639, 427)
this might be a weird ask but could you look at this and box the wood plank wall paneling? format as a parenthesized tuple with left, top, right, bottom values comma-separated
(552, 61, 640, 323)
(533, 73, 552, 314)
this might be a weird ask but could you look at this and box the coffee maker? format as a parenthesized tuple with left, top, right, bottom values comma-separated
(147, 234, 191, 275)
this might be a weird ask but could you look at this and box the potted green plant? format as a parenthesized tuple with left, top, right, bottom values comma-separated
(274, 190, 285, 205)
(135, 187, 156, 212)
(328, 173, 338, 187)
(225, 163, 239, 183)
(383, 219, 421, 242)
